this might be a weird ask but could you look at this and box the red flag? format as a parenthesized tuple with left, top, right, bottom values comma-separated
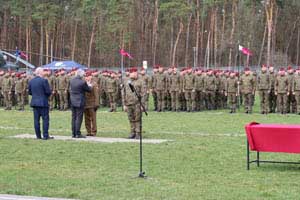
(119, 49, 133, 59)
(239, 45, 253, 56)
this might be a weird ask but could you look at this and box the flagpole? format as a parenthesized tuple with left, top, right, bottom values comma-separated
(121, 51, 124, 82)
(246, 54, 250, 69)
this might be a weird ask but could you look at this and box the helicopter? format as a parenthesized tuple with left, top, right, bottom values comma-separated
(0, 50, 35, 71)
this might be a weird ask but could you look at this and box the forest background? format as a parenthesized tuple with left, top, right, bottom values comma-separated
(0, 0, 298, 69)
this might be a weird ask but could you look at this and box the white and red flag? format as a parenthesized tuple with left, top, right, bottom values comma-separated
(119, 49, 133, 59)
(239, 45, 253, 56)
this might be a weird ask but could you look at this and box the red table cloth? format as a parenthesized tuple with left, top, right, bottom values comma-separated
(245, 122, 300, 153)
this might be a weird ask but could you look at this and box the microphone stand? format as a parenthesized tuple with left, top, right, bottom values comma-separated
(130, 83, 148, 178)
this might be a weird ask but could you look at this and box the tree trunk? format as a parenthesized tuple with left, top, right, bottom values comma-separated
(258, 21, 267, 67)
(185, 13, 192, 67)
(45, 27, 49, 64)
(285, 17, 299, 58)
(271, 7, 278, 66)
(39, 19, 44, 66)
(219, 2, 226, 66)
(18, 16, 22, 48)
(195, 0, 200, 67)
(26, 19, 30, 61)
(297, 28, 300, 65)
(228, 1, 237, 67)
(152, 0, 159, 67)
(28, 20, 32, 62)
(265, 0, 274, 67)
(214, 8, 218, 68)
(88, 17, 97, 68)
(200, 14, 205, 66)
(172, 22, 183, 67)
(205, 31, 211, 69)
(1, 7, 9, 49)
(169, 22, 174, 66)
(71, 21, 78, 60)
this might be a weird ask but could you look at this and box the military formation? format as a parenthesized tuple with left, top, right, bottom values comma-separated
(1, 65, 300, 115)
(97, 64, 300, 115)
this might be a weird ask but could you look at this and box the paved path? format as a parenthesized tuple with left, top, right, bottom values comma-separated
(11, 134, 171, 144)
(0, 194, 76, 200)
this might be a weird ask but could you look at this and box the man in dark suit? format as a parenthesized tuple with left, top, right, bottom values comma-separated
(70, 69, 91, 138)
(28, 67, 53, 140)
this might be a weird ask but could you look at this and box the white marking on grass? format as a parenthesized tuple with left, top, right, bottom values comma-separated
(0, 194, 76, 200)
(10, 134, 171, 144)
(0, 126, 244, 137)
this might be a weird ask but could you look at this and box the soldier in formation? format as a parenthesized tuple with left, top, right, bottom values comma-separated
(225, 71, 238, 113)
(2, 65, 300, 116)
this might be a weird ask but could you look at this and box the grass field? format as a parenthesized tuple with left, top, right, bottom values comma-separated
(0, 98, 300, 200)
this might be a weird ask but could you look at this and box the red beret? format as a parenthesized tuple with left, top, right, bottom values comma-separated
(129, 67, 138, 73)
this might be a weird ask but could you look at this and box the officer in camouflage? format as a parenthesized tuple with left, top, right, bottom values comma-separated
(275, 68, 289, 114)
(240, 68, 256, 114)
(2, 72, 13, 110)
(292, 67, 300, 114)
(225, 71, 238, 113)
(257, 65, 270, 114)
(122, 67, 143, 139)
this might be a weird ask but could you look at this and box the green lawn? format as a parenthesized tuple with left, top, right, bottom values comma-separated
(0, 99, 300, 200)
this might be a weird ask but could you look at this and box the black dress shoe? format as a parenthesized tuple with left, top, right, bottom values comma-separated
(128, 133, 136, 139)
(75, 135, 86, 138)
(135, 135, 141, 140)
(36, 137, 42, 140)
(42, 136, 54, 140)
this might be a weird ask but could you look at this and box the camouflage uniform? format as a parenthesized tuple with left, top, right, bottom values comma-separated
(225, 75, 238, 113)
(84, 79, 99, 136)
(122, 77, 142, 139)
(139, 73, 150, 111)
(99, 73, 108, 107)
(292, 72, 300, 114)
(15, 76, 26, 110)
(268, 71, 277, 113)
(2, 73, 13, 110)
(57, 73, 69, 110)
(204, 72, 216, 110)
(183, 72, 195, 112)
(275, 73, 289, 114)
(257, 70, 270, 114)
(165, 72, 172, 111)
(106, 75, 118, 112)
(240, 73, 255, 113)
(287, 71, 296, 113)
(151, 72, 158, 111)
(194, 72, 205, 111)
(169, 72, 180, 111)
(46, 74, 57, 110)
(153, 71, 166, 112)
(179, 72, 186, 111)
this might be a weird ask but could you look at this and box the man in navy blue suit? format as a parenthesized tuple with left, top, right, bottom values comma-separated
(28, 67, 53, 140)
(70, 69, 91, 138)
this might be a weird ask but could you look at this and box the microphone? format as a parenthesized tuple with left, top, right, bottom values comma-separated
(128, 80, 135, 93)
